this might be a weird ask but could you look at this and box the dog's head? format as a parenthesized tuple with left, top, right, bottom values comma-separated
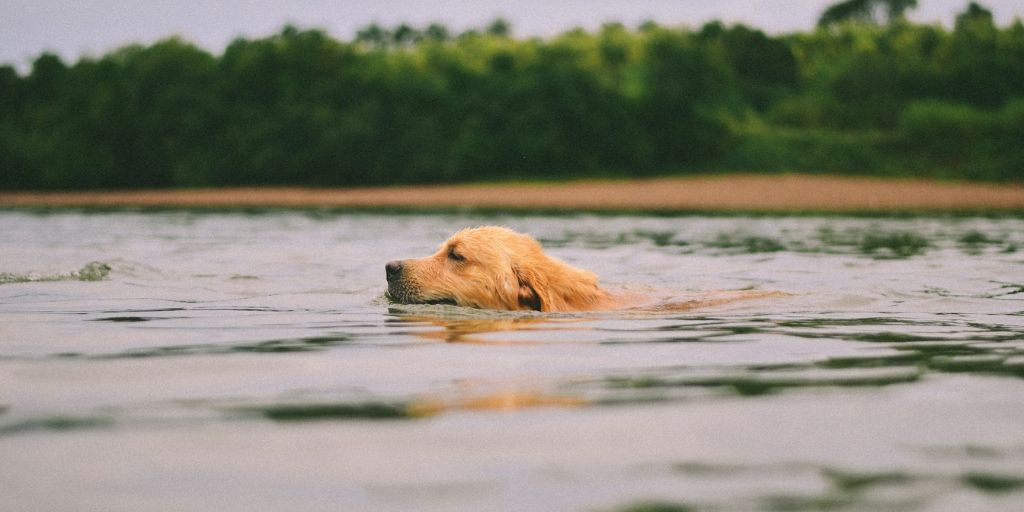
(385, 226, 607, 312)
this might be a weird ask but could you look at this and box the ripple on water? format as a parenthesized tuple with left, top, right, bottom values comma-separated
(0, 261, 111, 284)
(536, 220, 1024, 259)
(611, 461, 1024, 512)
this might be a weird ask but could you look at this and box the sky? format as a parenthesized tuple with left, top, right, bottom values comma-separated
(3, 0, 1023, 69)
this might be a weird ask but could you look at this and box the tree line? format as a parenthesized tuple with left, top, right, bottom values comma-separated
(1, 1, 1022, 189)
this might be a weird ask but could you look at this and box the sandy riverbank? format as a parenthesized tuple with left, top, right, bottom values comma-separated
(2, 174, 1024, 212)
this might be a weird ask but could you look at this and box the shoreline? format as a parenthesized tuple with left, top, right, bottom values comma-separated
(2, 174, 1024, 213)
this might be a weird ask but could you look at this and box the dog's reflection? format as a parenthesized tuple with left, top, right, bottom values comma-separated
(408, 387, 587, 416)
(390, 310, 587, 344)
(384, 312, 593, 413)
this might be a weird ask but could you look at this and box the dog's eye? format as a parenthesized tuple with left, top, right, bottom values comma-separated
(447, 247, 466, 262)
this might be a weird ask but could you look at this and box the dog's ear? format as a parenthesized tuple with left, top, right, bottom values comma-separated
(513, 265, 543, 311)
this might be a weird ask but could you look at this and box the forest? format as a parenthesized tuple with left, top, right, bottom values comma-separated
(1, 1, 1022, 189)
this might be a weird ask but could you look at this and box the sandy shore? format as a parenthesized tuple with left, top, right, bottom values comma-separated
(2, 174, 1024, 212)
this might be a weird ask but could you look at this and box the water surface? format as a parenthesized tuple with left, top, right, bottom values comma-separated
(1, 210, 1023, 511)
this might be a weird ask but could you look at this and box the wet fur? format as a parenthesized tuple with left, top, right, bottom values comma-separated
(387, 226, 781, 312)
(387, 226, 613, 312)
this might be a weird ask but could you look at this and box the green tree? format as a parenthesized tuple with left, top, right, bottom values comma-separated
(955, 2, 994, 31)
(424, 23, 450, 42)
(486, 18, 512, 38)
(356, 23, 390, 49)
(639, 29, 733, 168)
(700, 23, 799, 110)
(819, 0, 918, 27)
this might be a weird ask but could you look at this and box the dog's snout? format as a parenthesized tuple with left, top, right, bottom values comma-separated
(385, 260, 403, 281)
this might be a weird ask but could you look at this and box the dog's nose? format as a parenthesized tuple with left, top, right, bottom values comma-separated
(385, 260, 403, 281)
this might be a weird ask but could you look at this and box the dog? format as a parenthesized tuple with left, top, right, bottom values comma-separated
(386, 226, 782, 313)
(386, 226, 615, 312)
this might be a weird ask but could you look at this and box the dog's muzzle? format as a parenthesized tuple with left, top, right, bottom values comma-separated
(385, 260, 403, 282)
(385, 260, 414, 302)
(385, 260, 455, 305)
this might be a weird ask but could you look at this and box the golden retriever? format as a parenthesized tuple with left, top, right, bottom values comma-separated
(386, 226, 783, 312)
(386, 226, 614, 311)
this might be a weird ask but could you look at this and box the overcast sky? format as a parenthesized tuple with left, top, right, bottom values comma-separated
(3, 0, 1023, 69)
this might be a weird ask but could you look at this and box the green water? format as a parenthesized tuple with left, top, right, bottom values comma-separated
(1, 211, 1023, 511)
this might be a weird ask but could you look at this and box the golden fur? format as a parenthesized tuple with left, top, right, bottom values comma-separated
(386, 226, 784, 313)
(386, 226, 614, 312)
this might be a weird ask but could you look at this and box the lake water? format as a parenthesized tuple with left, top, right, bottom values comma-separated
(1, 210, 1023, 511)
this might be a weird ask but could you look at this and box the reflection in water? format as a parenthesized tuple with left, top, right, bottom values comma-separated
(388, 308, 568, 344)
(540, 221, 1022, 259)
(53, 334, 356, 359)
(0, 415, 115, 436)
(411, 390, 588, 416)
(239, 389, 588, 422)
(386, 289, 789, 343)
(615, 463, 1024, 512)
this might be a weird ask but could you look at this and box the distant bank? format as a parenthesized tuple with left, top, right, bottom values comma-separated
(3, 175, 1024, 213)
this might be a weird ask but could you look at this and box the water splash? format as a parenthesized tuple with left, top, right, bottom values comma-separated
(0, 261, 111, 285)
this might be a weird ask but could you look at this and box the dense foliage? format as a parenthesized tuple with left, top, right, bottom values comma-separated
(1, 2, 1023, 189)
